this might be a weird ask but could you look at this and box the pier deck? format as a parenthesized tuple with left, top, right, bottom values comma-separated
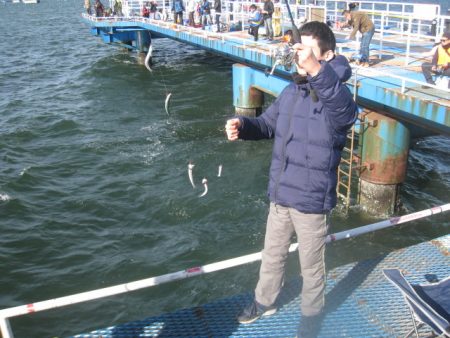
(73, 234, 449, 337)
(82, 15, 449, 135)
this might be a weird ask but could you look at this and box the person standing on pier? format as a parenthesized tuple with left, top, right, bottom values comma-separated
(225, 22, 357, 337)
(341, 9, 374, 67)
(113, 0, 123, 16)
(272, 6, 282, 37)
(421, 30, 450, 88)
(200, 0, 212, 30)
(187, 0, 197, 26)
(262, 0, 274, 40)
(248, 4, 263, 41)
(84, 0, 91, 14)
(214, 0, 221, 32)
(94, 0, 104, 17)
(172, 0, 185, 25)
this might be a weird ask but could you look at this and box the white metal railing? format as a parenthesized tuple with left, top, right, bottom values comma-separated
(95, 0, 448, 46)
(1, 204, 449, 338)
(350, 61, 450, 95)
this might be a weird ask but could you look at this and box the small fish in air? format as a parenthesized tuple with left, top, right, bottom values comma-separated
(188, 162, 195, 188)
(217, 164, 223, 177)
(144, 45, 153, 72)
(199, 178, 208, 197)
(165, 93, 172, 115)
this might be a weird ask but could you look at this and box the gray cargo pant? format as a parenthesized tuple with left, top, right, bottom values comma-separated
(255, 203, 328, 316)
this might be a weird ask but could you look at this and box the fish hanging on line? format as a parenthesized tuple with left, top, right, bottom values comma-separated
(165, 93, 172, 115)
(199, 178, 208, 197)
(144, 45, 153, 72)
(188, 162, 195, 188)
(217, 164, 223, 177)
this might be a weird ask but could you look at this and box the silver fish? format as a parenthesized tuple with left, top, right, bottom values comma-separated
(217, 164, 223, 177)
(144, 45, 153, 72)
(188, 162, 195, 188)
(199, 178, 208, 197)
(164, 92, 172, 115)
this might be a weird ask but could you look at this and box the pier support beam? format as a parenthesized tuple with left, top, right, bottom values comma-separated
(136, 30, 151, 65)
(358, 111, 410, 216)
(232, 64, 265, 117)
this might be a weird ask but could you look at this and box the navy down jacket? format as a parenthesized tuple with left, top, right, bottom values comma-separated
(238, 55, 358, 214)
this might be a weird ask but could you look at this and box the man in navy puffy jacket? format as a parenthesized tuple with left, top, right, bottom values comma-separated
(225, 22, 357, 337)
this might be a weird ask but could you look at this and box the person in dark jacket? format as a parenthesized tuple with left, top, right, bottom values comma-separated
(172, 0, 185, 24)
(262, 0, 274, 40)
(214, 0, 221, 32)
(225, 21, 357, 337)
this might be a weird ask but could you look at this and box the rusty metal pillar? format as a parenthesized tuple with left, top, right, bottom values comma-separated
(358, 110, 410, 216)
(232, 64, 264, 117)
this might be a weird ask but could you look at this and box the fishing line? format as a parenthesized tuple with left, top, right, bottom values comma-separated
(144, 42, 172, 115)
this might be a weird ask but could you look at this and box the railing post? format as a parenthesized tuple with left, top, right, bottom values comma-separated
(379, 13, 384, 60)
(0, 317, 14, 338)
(404, 16, 412, 67)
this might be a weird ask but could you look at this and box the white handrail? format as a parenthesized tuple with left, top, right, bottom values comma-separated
(351, 64, 450, 94)
(1, 203, 449, 338)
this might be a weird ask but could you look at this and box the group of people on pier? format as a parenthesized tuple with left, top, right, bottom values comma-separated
(84, 0, 448, 86)
(84, 0, 123, 17)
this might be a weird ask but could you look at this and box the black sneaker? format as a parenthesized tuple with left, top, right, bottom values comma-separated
(297, 313, 324, 338)
(237, 300, 277, 324)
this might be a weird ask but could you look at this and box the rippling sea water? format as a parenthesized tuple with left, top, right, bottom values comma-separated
(0, 1, 448, 337)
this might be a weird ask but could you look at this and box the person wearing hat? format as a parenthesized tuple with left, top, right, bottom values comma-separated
(421, 31, 450, 88)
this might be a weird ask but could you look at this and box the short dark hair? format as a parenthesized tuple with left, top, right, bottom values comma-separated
(443, 30, 450, 39)
(299, 21, 336, 54)
(342, 9, 350, 16)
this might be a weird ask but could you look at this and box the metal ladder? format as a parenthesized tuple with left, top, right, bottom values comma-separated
(337, 117, 360, 207)
(337, 67, 377, 208)
(337, 109, 377, 208)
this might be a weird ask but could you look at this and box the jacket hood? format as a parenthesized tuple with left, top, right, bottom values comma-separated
(328, 54, 352, 82)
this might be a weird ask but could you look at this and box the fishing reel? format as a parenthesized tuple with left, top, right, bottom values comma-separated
(267, 43, 297, 77)
(272, 43, 297, 72)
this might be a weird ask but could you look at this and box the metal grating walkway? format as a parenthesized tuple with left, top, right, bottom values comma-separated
(74, 235, 450, 337)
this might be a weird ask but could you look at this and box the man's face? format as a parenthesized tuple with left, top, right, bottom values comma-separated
(300, 35, 325, 61)
(295, 35, 326, 76)
(441, 36, 450, 48)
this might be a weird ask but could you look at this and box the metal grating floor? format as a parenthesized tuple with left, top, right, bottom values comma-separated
(73, 235, 450, 338)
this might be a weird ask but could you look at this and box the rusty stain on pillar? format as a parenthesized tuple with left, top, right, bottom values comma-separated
(358, 110, 410, 216)
(233, 64, 264, 117)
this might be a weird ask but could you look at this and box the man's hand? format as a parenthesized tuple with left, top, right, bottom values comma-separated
(292, 43, 322, 77)
(225, 118, 241, 141)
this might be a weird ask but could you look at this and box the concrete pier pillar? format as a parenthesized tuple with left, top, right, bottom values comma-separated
(136, 30, 151, 65)
(232, 64, 264, 117)
(358, 111, 410, 216)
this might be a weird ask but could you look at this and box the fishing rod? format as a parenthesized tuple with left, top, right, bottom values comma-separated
(284, 0, 301, 44)
(1, 203, 448, 338)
